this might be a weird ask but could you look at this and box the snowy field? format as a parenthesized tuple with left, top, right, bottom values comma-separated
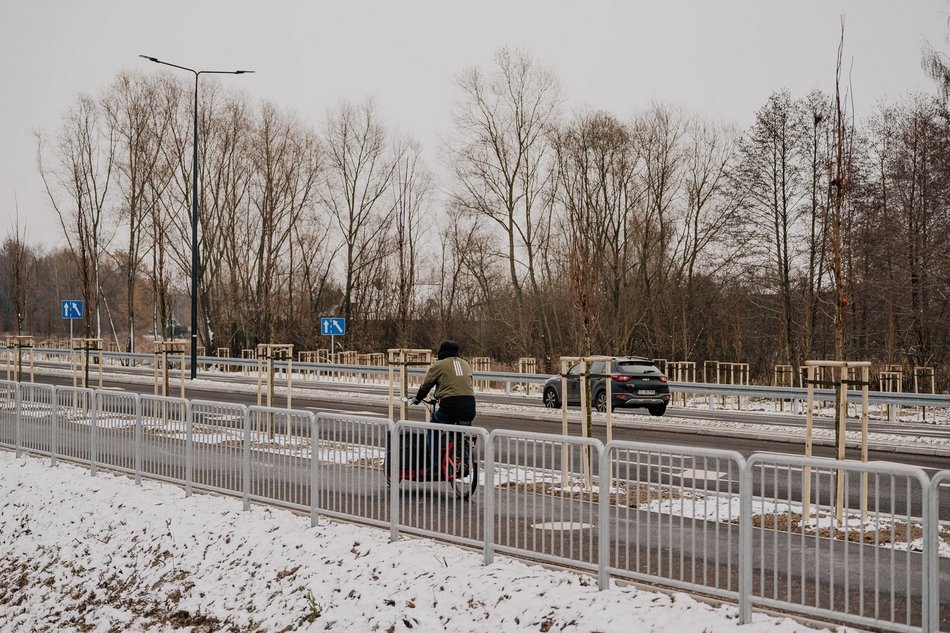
(0, 452, 847, 633)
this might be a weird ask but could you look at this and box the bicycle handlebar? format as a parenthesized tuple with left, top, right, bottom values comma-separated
(400, 396, 438, 405)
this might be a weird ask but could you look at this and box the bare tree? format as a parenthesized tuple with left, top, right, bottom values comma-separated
(320, 99, 397, 343)
(6, 206, 32, 337)
(551, 111, 643, 353)
(632, 104, 687, 355)
(796, 90, 832, 358)
(37, 93, 116, 338)
(828, 21, 855, 361)
(391, 140, 429, 346)
(670, 117, 741, 358)
(449, 47, 561, 356)
(146, 75, 187, 340)
(103, 71, 170, 352)
(731, 90, 806, 367)
(244, 102, 320, 342)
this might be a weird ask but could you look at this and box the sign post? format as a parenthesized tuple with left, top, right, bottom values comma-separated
(320, 317, 346, 358)
(61, 300, 84, 346)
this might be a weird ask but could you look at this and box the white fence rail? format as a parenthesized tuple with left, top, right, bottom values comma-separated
(0, 378, 945, 632)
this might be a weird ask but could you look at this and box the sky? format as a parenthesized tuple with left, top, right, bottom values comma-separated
(1, 0, 948, 249)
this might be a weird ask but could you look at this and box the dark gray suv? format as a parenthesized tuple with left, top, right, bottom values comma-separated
(542, 357, 671, 416)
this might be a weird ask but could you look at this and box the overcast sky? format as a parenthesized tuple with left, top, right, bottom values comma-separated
(1, 0, 947, 248)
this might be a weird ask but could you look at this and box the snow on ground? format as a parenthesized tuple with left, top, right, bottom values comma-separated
(0, 452, 846, 633)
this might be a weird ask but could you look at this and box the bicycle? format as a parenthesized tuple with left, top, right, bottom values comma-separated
(385, 397, 479, 499)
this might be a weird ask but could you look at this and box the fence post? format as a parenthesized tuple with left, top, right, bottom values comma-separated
(597, 443, 610, 590)
(389, 421, 400, 542)
(483, 432, 495, 564)
(90, 391, 98, 476)
(242, 406, 251, 511)
(134, 396, 142, 485)
(926, 473, 944, 633)
(310, 414, 319, 527)
(185, 400, 194, 496)
(738, 456, 753, 624)
(50, 387, 59, 467)
(14, 382, 22, 458)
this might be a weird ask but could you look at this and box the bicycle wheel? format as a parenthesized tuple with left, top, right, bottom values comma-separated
(449, 439, 478, 499)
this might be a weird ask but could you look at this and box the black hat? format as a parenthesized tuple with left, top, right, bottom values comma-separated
(437, 340, 460, 360)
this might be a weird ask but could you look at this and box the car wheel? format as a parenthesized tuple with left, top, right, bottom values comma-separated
(595, 390, 607, 413)
(543, 387, 561, 408)
(648, 404, 666, 417)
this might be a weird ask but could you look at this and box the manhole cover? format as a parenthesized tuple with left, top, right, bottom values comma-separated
(531, 522, 594, 531)
(677, 468, 727, 481)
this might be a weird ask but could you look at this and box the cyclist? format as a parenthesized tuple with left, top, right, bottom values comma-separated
(411, 340, 476, 425)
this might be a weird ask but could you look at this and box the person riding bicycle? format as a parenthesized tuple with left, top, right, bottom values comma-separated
(411, 340, 476, 425)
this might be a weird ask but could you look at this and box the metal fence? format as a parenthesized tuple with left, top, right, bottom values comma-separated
(741, 453, 933, 632)
(487, 429, 603, 574)
(603, 441, 745, 600)
(395, 420, 489, 549)
(315, 412, 392, 530)
(0, 378, 946, 632)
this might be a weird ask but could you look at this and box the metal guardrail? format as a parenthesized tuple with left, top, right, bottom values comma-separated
(0, 378, 945, 631)
(675, 381, 950, 408)
(29, 347, 950, 408)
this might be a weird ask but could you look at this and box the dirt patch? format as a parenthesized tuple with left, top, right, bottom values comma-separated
(745, 512, 950, 547)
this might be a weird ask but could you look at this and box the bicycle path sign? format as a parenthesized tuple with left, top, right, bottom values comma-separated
(320, 318, 345, 336)
(61, 300, 84, 319)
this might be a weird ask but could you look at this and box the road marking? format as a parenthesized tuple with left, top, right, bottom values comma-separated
(531, 522, 594, 531)
(676, 468, 728, 481)
(304, 407, 384, 417)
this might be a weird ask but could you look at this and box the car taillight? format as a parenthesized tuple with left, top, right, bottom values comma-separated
(612, 375, 631, 382)
(659, 375, 668, 382)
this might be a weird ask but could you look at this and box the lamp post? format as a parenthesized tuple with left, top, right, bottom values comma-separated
(139, 55, 253, 379)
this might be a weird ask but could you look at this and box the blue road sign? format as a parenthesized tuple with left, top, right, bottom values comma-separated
(320, 317, 346, 336)
(61, 300, 84, 320)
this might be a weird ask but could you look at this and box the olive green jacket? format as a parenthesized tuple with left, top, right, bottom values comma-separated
(415, 357, 475, 400)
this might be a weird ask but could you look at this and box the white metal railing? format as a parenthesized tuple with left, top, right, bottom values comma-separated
(741, 453, 934, 632)
(0, 378, 945, 632)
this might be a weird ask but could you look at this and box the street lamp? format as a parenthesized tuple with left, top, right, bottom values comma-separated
(139, 55, 253, 379)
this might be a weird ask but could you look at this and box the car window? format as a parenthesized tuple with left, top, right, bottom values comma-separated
(567, 363, 581, 376)
(617, 361, 659, 374)
(590, 361, 605, 375)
